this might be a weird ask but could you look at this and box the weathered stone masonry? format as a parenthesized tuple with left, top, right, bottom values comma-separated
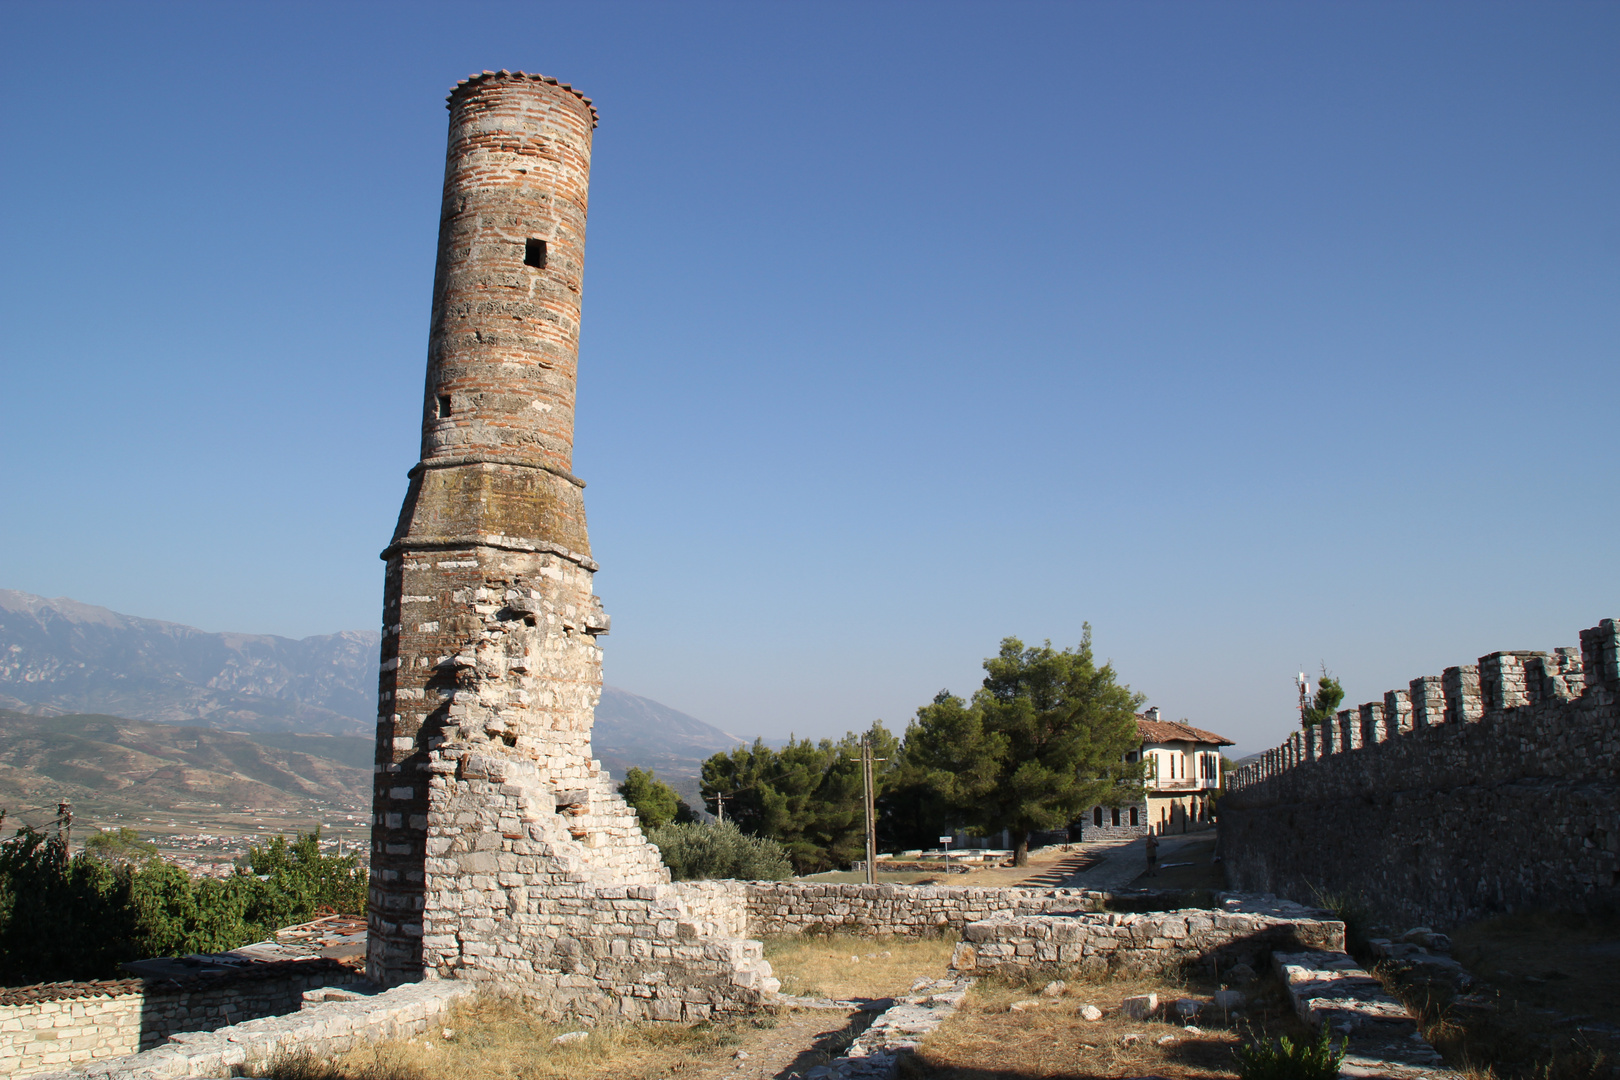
(0, 961, 363, 1079)
(367, 70, 774, 1019)
(1220, 619, 1620, 929)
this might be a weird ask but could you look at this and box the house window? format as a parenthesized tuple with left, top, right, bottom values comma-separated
(524, 238, 548, 268)
(1129, 806, 1139, 826)
(1111, 807, 1120, 827)
(1094, 806, 1103, 827)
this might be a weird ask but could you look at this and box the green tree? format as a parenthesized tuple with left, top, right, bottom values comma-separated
(900, 628, 1144, 866)
(0, 829, 136, 983)
(84, 827, 158, 866)
(699, 722, 900, 874)
(0, 824, 367, 983)
(617, 767, 688, 829)
(1302, 668, 1344, 728)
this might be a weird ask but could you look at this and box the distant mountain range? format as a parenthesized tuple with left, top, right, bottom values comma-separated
(0, 589, 746, 795)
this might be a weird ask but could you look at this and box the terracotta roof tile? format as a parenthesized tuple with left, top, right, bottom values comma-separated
(0, 979, 143, 1006)
(1136, 715, 1233, 746)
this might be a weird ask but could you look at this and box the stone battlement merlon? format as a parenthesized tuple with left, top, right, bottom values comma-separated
(1227, 618, 1618, 794)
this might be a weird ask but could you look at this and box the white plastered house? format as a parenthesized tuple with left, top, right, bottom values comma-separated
(1083, 707, 1233, 837)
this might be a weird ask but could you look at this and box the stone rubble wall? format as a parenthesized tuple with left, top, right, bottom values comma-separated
(2, 991, 140, 1079)
(743, 882, 1118, 937)
(946, 897, 1343, 980)
(27, 981, 473, 1080)
(1220, 618, 1620, 929)
(1, 962, 364, 1079)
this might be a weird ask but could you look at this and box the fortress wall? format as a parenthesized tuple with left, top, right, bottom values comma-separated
(1219, 619, 1620, 928)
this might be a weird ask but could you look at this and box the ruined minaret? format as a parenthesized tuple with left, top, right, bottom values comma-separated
(368, 71, 670, 988)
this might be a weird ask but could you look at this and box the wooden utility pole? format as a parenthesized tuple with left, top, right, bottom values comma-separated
(860, 735, 886, 885)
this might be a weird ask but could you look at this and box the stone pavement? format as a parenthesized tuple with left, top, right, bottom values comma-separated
(1054, 832, 1215, 890)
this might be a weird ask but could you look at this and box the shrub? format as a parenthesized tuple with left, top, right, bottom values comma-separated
(1232, 1024, 1347, 1080)
(0, 826, 367, 983)
(646, 819, 793, 881)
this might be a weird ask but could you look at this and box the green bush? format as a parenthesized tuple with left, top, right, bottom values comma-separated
(646, 819, 793, 881)
(1232, 1024, 1347, 1080)
(0, 826, 367, 984)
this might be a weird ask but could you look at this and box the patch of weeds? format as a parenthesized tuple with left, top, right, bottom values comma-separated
(1231, 1024, 1347, 1080)
(1307, 883, 1376, 956)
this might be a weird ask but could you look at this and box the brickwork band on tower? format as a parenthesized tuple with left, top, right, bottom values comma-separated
(367, 72, 776, 1018)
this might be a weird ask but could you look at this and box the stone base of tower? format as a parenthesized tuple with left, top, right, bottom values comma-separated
(413, 746, 777, 1019)
(366, 536, 777, 1016)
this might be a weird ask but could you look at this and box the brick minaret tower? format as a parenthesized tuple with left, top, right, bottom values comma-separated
(368, 71, 676, 990)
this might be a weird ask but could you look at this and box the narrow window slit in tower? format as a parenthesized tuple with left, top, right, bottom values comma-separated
(524, 238, 548, 269)
(437, 395, 452, 419)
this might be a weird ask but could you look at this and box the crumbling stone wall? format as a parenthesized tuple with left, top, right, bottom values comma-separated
(367, 71, 774, 1018)
(948, 897, 1343, 980)
(27, 981, 474, 1080)
(742, 882, 1110, 937)
(1220, 619, 1620, 929)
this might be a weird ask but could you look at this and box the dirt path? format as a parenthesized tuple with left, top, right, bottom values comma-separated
(679, 1006, 873, 1080)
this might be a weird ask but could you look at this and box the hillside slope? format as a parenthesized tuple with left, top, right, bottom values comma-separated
(594, 685, 746, 791)
(0, 708, 370, 825)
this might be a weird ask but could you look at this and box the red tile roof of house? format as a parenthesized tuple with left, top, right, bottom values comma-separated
(1136, 715, 1234, 747)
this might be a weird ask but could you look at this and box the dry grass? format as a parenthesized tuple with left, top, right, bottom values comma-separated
(906, 968, 1315, 1080)
(248, 995, 776, 1080)
(763, 933, 960, 1000)
(1372, 908, 1620, 1080)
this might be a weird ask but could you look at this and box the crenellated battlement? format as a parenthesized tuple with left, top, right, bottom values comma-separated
(1227, 619, 1617, 795)
(1219, 618, 1620, 928)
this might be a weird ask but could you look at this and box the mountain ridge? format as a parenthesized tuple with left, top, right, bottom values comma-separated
(0, 589, 744, 787)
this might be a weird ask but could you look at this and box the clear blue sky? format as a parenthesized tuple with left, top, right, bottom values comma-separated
(2, 2, 1615, 755)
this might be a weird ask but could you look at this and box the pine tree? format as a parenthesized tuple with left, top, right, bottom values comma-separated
(617, 767, 686, 829)
(1303, 668, 1345, 727)
(901, 627, 1144, 865)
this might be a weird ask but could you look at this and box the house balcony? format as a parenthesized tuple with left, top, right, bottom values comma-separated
(1148, 777, 1220, 793)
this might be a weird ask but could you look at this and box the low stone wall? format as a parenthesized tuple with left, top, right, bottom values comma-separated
(1, 960, 363, 1079)
(30, 981, 472, 1080)
(0, 983, 141, 1079)
(743, 882, 1109, 937)
(947, 896, 1343, 979)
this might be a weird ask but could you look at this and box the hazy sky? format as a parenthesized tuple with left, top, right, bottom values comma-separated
(2, 3, 1615, 756)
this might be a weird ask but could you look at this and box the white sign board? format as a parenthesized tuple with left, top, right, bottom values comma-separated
(938, 836, 952, 844)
